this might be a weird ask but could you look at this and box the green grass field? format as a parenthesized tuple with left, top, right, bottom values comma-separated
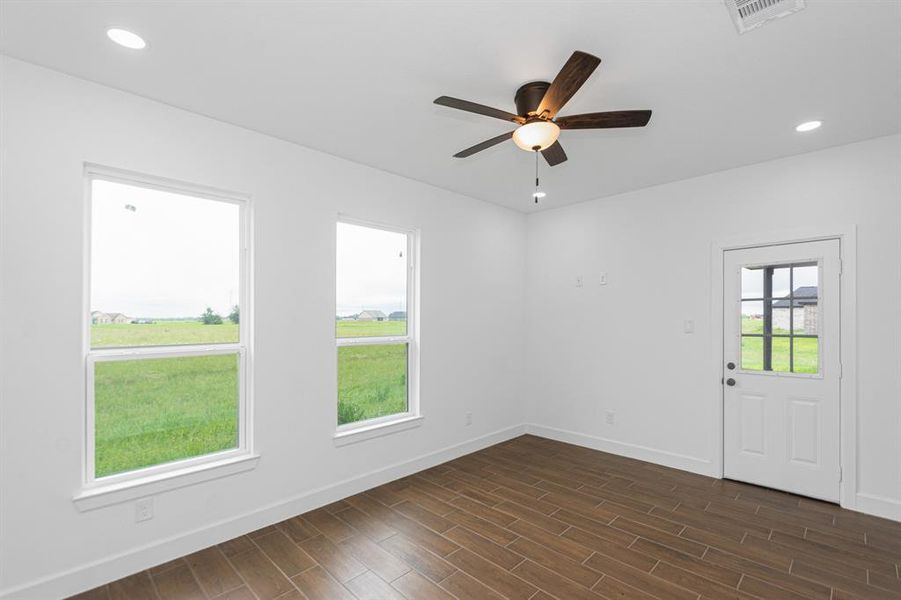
(92, 319, 407, 476)
(92, 320, 239, 347)
(94, 353, 239, 477)
(336, 319, 406, 338)
(740, 316, 818, 373)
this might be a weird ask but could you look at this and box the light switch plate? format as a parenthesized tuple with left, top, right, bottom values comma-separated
(599, 272, 608, 285)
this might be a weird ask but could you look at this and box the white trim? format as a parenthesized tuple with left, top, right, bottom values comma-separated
(334, 414, 424, 447)
(82, 166, 255, 493)
(524, 424, 715, 477)
(335, 217, 420, 432)
(709, 225, 858, 509)
(73, 454, 261, 512)
(4, 425, 525, 600)
(855, 492, 901, 522)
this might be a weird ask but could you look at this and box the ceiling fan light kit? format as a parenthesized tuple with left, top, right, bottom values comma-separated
(434, 50, 652, 204)
(512, 120, 560, 151)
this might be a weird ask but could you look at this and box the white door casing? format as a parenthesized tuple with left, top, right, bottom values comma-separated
(723, 239, 841, 502)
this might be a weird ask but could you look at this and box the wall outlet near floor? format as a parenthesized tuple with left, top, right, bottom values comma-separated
(599, 272, 608, 285)
(605, 410, 616, 425)
(575, 275, 584, 288)
(465, 412, 472, 426)
(135, 497, 154, 523)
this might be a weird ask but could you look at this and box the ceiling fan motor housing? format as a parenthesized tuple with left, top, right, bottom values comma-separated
(515, 81, 551, 117)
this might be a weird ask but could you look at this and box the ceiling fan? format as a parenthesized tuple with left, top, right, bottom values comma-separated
(434, 51, 652, 166)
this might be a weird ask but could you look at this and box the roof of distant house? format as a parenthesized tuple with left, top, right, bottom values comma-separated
(773, 286, 818, 308)
(359, 310, 387, 318)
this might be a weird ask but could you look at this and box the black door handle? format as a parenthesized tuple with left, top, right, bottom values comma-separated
(726, 378, 736, 387)
(726, 362, 736, 370)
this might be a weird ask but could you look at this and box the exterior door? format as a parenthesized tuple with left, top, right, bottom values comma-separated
(723, 240, 841, 502)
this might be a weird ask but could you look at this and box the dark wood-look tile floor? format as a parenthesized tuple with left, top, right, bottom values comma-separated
(70, 435, 901, 600)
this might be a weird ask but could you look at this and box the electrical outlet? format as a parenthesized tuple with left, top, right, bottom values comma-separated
(605, 410, 616, 425)
(683, 320, 695, 334)
(599, 272, 608, 286)
(135, 497, 154, 523)
(575, 275, 583, 288)
(465, 412, 472, 426)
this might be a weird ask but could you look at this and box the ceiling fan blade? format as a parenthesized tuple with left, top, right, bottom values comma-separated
(541, 141, 568, 166)
(535, 51, 601, 118)
(453, 131, 514, 158)
(556, 110, 652, 130)
(435, 96, 524, 124)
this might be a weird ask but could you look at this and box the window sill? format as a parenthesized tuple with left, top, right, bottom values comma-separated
(334, 415, 423, 447)
(73, 453, 260, 511)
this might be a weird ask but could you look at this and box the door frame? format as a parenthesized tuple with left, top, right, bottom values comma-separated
(710, 225, 858, 509)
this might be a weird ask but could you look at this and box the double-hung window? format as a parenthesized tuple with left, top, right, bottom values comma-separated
(84, 168, 250, 491)
(335, 219, 418, 435)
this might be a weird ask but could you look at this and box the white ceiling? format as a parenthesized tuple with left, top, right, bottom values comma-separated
(1, 1, 899, 212)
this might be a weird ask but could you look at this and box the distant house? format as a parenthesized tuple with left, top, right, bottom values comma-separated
(91, 311, 131, 324)
(772, 286, 818, 334)
(357, 310, 387, 321)
(389, 311, 406, 321)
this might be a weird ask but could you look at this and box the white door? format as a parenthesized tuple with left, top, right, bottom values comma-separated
(723, 240, 841, 502)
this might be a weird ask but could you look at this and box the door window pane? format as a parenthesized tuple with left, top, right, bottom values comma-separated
(742, 336, 763, 370)
(91, 180, 240, 348)
(337, 344, 408, 425)
(793, 337, 819, 374)
(336, 222, 407, 338)
(771, 301, 792, 334)
(94, 353, 239, 477)
(793, 301, 818, 335)
(741, 268, 764, 299)
(771, 267, 791, 298)
(771, 337, 791, 372)
(741, 301, 764, 334)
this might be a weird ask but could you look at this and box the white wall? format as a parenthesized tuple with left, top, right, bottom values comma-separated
(0, 57, 526, 598)
(525, 134, 901, 516)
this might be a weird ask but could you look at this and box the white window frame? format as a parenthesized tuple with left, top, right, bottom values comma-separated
(334, 216, 421, 445)
(77, 165, 255, 509)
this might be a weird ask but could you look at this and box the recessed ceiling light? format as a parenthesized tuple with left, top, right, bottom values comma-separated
(532, 191, 547, 199)
(106, 28, 146, 50)
(795, 120, 822, 133)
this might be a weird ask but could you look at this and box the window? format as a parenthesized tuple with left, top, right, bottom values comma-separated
(86, 171, 249, 485)
(336, 219, 417, 430)
(740, 262, 819, 374)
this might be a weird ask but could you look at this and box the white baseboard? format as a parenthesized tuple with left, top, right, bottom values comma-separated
(1, 424, 526, 600)
(855, 492, 901, 523)
(524, 423, 715, 477)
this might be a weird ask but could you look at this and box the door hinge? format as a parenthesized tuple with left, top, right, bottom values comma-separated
(839, 466, 843, 482)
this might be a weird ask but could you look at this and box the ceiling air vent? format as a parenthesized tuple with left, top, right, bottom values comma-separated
(724, 0, 806, 33)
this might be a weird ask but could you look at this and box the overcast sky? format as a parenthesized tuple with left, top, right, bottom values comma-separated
(336, 222, 407, 317)
(91, 180, 239, 319)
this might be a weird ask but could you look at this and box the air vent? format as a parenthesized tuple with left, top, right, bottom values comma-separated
(724, 0, 805, 33)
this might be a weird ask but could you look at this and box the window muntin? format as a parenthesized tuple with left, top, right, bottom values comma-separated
(86, 172, 248, 484)
(740, 262, 819, 374)
(336, 220, 415, 428)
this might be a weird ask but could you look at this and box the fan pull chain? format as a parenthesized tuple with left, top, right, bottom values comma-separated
(534, 150, 540, 204)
